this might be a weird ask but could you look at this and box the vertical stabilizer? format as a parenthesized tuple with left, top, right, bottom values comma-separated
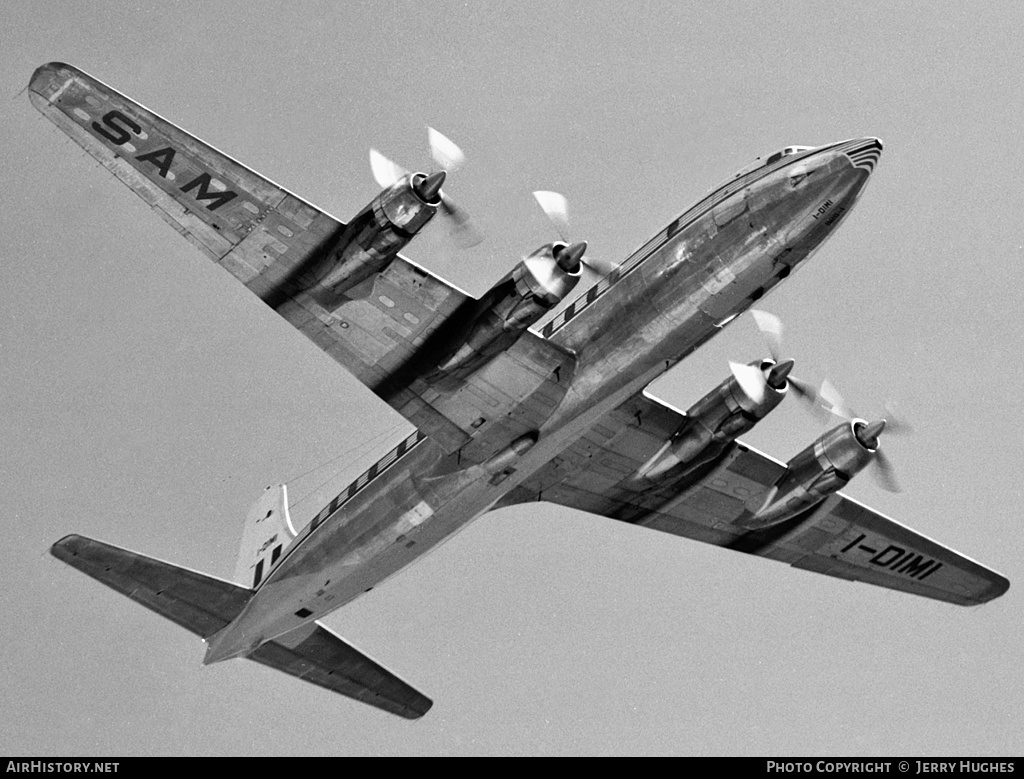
(234, 484, 298, 589)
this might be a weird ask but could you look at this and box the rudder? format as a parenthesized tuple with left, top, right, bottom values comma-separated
(233, 484, 298, 589)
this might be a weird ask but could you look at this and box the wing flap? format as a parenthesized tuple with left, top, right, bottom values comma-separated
(50, 534, 251, 638)
(248, 622, 433, 719)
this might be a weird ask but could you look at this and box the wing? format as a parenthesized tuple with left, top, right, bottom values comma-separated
(29, 62, 573, 455)
(495, 392, 1009, 606)
(51, 535, 431, 718)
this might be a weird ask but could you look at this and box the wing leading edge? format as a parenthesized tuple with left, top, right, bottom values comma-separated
(50, 535, 432, 718)
(496, 392, 1008, 607)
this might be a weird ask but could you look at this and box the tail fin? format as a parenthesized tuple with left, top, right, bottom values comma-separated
(233, 484, 298, 589)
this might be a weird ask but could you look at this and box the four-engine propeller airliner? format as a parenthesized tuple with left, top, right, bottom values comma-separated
(29, 62, 1008, 720)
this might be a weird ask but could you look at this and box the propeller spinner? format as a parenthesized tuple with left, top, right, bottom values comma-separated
(727, 309, 821, 418)
(818, 379, 912, 494)
(749, 309, 821, 407)
(369, 127, 482, 247)
(532, 191, 617, 277)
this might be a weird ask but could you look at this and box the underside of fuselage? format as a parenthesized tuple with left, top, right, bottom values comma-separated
(206, 138, 881, 662)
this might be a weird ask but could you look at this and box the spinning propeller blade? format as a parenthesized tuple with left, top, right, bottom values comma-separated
(872, 449, 902, 494)
(730, 361, 768, 406)
(819, 379, 853, 421)
(750, 309, 783, 361)
(533, 190, 571, 242)
(427, 126, 466, 173)
(369, 148, 408, 189)
(749, 309, 822, 414)
(439, 193, 484, 248)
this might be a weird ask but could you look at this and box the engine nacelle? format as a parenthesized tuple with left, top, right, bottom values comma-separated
(637, 360, 787, 479)
(308, 172, 443, 308)
(740, 419, 877, 529)
(436, 242, 583, 376)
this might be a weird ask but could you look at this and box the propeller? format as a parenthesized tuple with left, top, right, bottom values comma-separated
(819, 380, 914, 434)
(817, 379, 913, 493)
(369, 127, 483, 248)
(747, 309, 823, 413)
(747, 308, 911, 492)
(532, 191, 618, 277)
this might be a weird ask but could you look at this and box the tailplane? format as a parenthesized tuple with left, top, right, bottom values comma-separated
(50, 534, 433, 718)
(51, 534, 251, 638)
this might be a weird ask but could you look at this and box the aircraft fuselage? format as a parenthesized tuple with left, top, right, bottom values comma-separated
(205, 138, 882, 662)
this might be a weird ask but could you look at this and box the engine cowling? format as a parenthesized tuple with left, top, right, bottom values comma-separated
(308, 172, 445, 308)
(636, 360, 789, 479)
(435, 242, 585, 376)
(739, 419, 878, 529)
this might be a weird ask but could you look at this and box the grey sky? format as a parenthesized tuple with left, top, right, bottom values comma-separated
(2, 0, 1021, 756)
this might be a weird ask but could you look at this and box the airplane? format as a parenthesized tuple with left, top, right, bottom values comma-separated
(28, 62, 1008, 720)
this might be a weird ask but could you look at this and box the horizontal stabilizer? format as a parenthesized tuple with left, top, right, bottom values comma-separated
(52, 535, 432, 718)
(249, 621, 433, 719)
(50, 534, 251, 639)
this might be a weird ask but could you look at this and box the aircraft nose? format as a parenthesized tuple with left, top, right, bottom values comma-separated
(844, 137, 883, 174)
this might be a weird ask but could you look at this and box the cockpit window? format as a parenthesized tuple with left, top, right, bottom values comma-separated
(770, 146, 813, 165)
(733, 145, 814, 179)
